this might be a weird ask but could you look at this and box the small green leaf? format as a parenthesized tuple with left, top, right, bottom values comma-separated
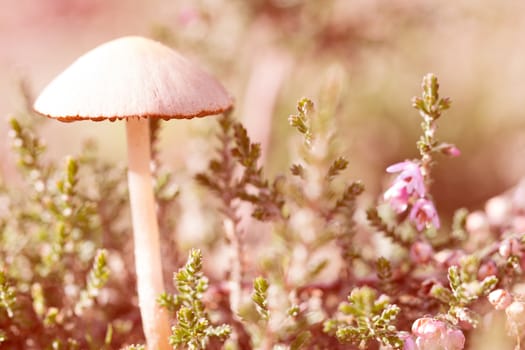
(75, 249, 109, 315)
(451, 208, 468, 241)
(289, 98, 314, 146)
(327, 157, 349, 179)
(325, 286, 402, 348)
(290, 164, 305, 178)
(251, 276, 270, 321)
(430, 283, 452, 304)
(448, 266, 461, 291)
(376, 257, 392, 281)
(290, 331, 312, 350)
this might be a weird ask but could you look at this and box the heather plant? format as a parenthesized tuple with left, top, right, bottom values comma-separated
(2, 73, 525, 350)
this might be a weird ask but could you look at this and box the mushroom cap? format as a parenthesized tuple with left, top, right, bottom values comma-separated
(34, 36, 233, 122)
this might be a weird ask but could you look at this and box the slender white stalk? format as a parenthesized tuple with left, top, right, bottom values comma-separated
(126, 118, 171, 350)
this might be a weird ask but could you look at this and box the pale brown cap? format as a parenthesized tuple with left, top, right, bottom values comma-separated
(33, 36, 233, 122)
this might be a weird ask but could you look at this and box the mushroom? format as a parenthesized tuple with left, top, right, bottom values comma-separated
(33, 36, 233, 350)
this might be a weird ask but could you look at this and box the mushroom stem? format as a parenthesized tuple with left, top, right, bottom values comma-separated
(126, 118, 171, 350)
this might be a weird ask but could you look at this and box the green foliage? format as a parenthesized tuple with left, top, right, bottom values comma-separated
(9, 117, 49, 178)
(160, 249, 231, 349)
(430, 255, 498, 326)
(290, 163, 305, 179)
(4, 72, 519, 349)
(0, 270, 16, 319)
(451, 208, 469, 242)
(412, 73, 451, 121)
(251, 277, 270, 321)
(47, 156, 99, 268)
(286, 96, 364, 272)
(330, 181, 364, 265)
(412, 73, 455, 166)
(289, 98, 314, 147)
(327, 157, 349, 180)
(376, 257, 392, 279)
(331, 181, 364, 215)
(196, 113, 285, 222)
(367, 207, 411, 248)
(75, 249, 110, 315)
(290, 330, 312, 350)
(324, 286, 403, 349)
(123, 345, 146, 350)
(1, 118, 137, 348)
(196, 81, 368, 347)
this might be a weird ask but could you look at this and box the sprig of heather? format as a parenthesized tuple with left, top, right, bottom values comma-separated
(382, 73, 459, 234)
(323, 286, 404, 349)
(158, 249, 232, 350)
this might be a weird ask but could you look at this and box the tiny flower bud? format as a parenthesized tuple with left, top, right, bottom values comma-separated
(440, 144, 461, 157)
(465, 211, 489, 234)
(410, 241, 434, 264)
(409, 198, 440, 231)
(488, 289, 513, 310)
(485, 196, 511, 227)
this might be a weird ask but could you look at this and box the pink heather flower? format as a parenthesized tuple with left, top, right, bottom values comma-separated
(386, 161, 426, 197)
(499, 238, 521, 259)
(384, 180, 411, 213)
(488, 289, 513, 310)
(409, 198, 440, 231)
(410, 241, 434, 264)
(442, 328, 465, 350)
(440, 144, 461, 157)
(412, 318, 465, 350)
(412, 317, 446, 339)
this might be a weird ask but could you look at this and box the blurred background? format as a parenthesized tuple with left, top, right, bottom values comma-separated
(1, 0, 525, 222)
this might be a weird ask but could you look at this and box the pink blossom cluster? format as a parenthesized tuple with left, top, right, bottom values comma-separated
(403, 317, 465, 350)
(466, 180, 525, 237)
(384, 161, 439, 231)
(464, 184, 525, 276)
(487, 289, 525, 337)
